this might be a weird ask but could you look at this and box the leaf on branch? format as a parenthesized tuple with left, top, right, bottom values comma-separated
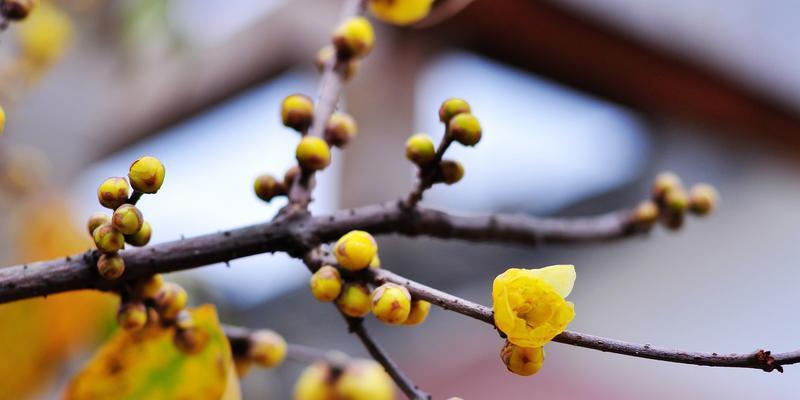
(64, 305, 241, 400)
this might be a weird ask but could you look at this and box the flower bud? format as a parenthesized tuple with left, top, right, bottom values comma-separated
(369, 255, 381, 269)
(174, 309, 195, 330)
(324, 112, 358, 148)
(437, 160, 464, 185)
(405, 133, 436, 166)
(316, 45, 359, 80)
(87, 212, 111, 235)
(633, 200, 659, 227)
(248, 329, 287, 368)
(500, 340, 545, 376)
(155, 282, 188, 321)
(296, 136, 331, 171)
(403, 299, 431, 326)
(125, 220, 152, 247)
(336, 282, 372, 317)
(93, 223, 125, 253)
(283, 165, 301, 189)
(332, 16, 375, 59)
(439, 98, 471, 123)
(334, 230, 378, 271)
(253, 174, 284, 202)
(1, 0, 36, 20)
(335, 359, 394, 400)
(663, 210, 684, 230)
(689, 183, 718, 216)
(97, 253, 125, 280)
(281, 94, 314, 132)
(371, 283, 411, 325)
(112, 204, 144, 235)
(174, 326, 209, 354)
(447, 113, 481, 146)
(97, 177, 130, 210)
(310, 265, 343, 302)
(143, 307, 160, 328)
(294, 362, 336, 400)
(369, 0, 434, 26)
(0, 105, 5, 136)
(652, 171, 682, 201)
(234, 358, 252, 378)
(136, 274, 163, 300)
(117, 301, 147, 332)
(128, 156, 165, 194)
(664, 187, 689, 214)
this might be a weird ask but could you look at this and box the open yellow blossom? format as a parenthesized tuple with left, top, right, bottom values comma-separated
(492, 265, 576, 348)
(369, 0, 433, 25)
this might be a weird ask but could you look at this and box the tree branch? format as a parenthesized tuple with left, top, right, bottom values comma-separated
(344, 316, 432, 400)
(369, 268, 800, 373)
(0, 201, 640, 304)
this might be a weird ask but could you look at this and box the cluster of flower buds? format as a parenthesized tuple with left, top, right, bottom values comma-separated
(405, 98, 483, 186)
(255, 94, 359, 202)
(253, 16, 375, 204)
(632, 172, 719, 230)
(294, 359, 393, 400)
(116, 273, 205, 354)
(89, 156, 164, 280)
(233, 329, 288, 377)
(309, 230, 431, 326)
(1, 0, 37, 21)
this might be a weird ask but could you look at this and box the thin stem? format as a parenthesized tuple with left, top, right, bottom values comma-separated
(369, 268, 799, 372)
(404, 135, 454, 208)
(223, 324, 349, 368)
(127, 191, 144, 206)
(344, 316, 432, 400)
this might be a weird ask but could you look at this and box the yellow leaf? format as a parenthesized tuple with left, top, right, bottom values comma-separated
(64, 305, 240, 400)
(0, 197, 115, 399)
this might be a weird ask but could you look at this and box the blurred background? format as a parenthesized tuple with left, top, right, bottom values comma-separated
(1, 0, 799, 398)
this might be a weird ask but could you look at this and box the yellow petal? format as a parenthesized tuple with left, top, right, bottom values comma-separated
(530, 264, 576, 297)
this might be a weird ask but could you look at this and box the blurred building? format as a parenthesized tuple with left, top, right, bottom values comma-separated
(2, 0, 800, 398)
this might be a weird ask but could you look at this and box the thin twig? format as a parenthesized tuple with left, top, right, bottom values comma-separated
(369, 268, 800, 372)
(0, 202, 638, 304)
(345, 316, 432, 400)
(404, 135, 454, 208)
(223, 324, 349, 368)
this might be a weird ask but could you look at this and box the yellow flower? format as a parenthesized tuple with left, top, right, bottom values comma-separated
(369, 0, 434, 26)
(492, 265, 576, 348)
